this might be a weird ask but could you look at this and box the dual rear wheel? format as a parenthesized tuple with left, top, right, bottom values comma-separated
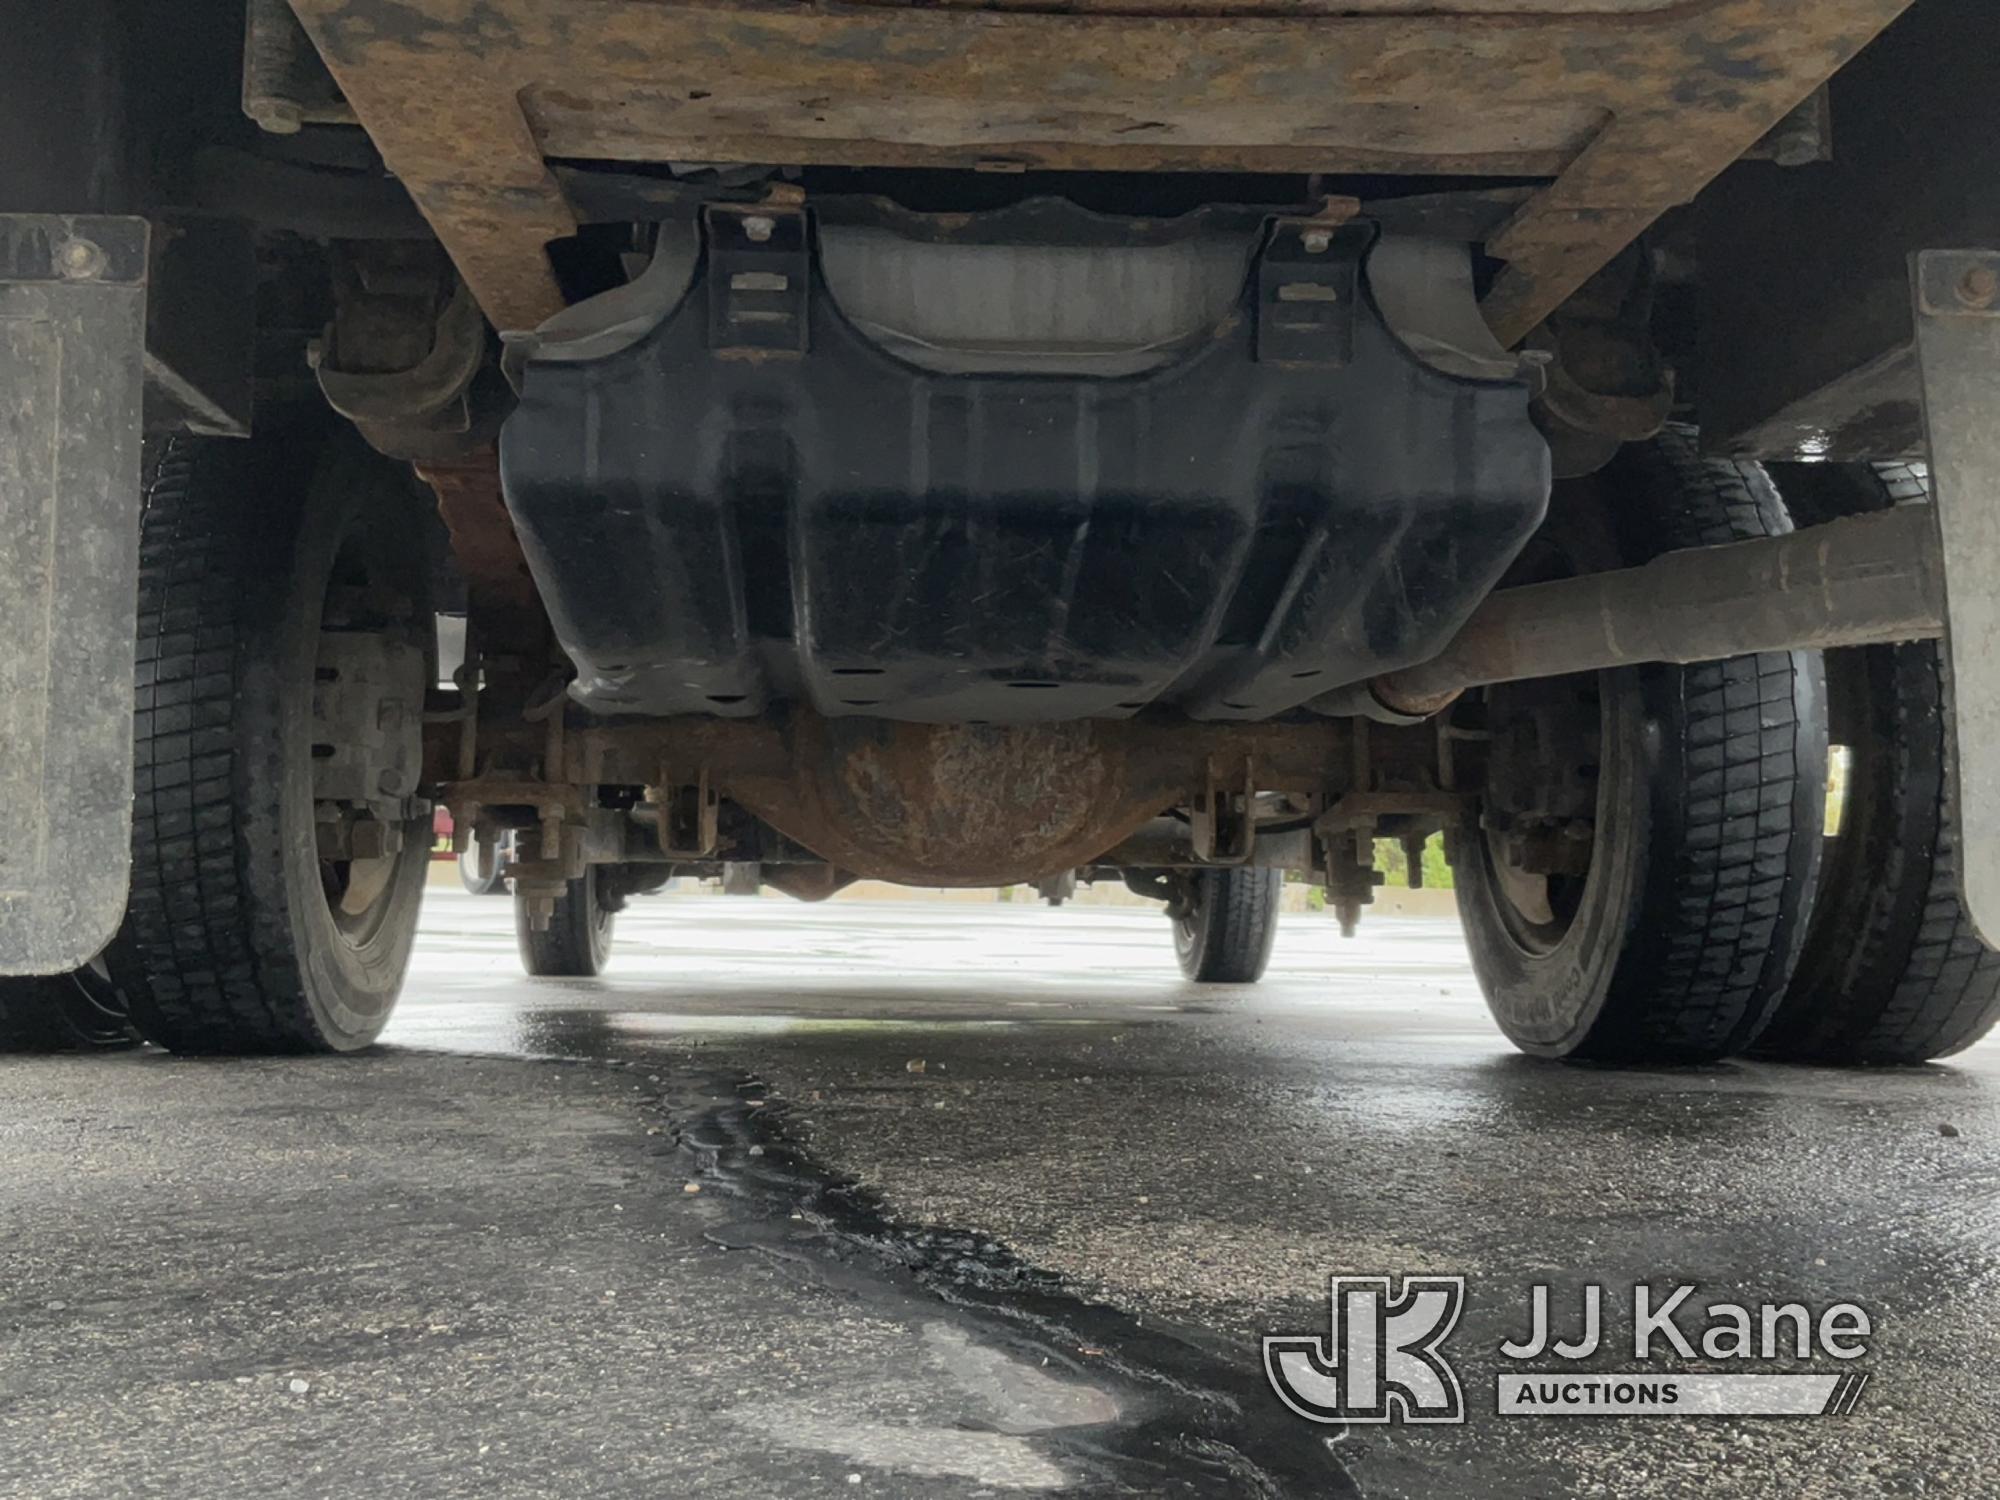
(1457, 435, 2000, 1065)
(1757, 464, 2000, 1064)
(1142, 433, 2000, 1069)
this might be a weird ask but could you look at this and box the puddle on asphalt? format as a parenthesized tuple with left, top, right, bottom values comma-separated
(669, 1071, 1358, 1497)
(386, 1023, 1350, 1492)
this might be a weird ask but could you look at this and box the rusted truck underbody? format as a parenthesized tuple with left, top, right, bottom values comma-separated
(6, 0, 2000, 1062)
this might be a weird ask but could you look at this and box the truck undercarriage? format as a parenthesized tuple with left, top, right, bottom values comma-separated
(5, 0, 2000, 1066)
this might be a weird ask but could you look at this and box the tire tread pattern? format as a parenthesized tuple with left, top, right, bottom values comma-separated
(116, 438, 316, 1052)
(1593, 430, 1824, 1059)
(1890, 686, 2000, 1059)
(516, 873, 612, 978)
(1178, 868, 1282, 984)
(1762, 462, 2000, 1063)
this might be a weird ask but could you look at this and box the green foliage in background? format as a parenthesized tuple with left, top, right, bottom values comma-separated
(1372, 832, 1455, 890)
(1287, 831, 1455, 895)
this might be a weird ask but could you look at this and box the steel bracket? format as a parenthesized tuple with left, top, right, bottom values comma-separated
(654, 771, 720, 859)
(1255, 218, 1366, 367)
(1912, 248, 2000, 946)
(705, 204, 810, 357)
(1188, 756, 1257, 865)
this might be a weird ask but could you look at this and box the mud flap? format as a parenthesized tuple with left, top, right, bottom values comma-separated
(0, 215, 146, 974)
(1913, 249, 2000, 948)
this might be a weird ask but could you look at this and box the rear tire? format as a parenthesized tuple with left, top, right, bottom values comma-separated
(1757, 464, 2000, 1064)
(109, 431, 433, 1054)
(1456, 430, 1827, 1063)
(516, 866, 616, 977)
(1173, 868, 1281, 983)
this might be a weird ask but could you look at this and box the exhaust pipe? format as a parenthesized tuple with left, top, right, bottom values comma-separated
(1316, 506, 1946, 720)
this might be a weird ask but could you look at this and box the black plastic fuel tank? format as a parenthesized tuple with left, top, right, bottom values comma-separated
(500, 209, 1550, 722)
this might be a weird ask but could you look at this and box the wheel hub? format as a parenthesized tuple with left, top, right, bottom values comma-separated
(309, 576, 429, 946)
(1476, 677, 1601, 955)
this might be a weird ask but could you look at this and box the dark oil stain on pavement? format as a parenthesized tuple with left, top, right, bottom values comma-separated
(666, 1071, 1356, 1498)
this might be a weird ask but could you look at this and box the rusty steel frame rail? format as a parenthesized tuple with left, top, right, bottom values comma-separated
(1361, 506, 1946, 717)
(284, 0, 1910, 340)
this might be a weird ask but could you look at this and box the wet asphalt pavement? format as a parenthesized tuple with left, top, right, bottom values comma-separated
(4, 889, 1998, 1498)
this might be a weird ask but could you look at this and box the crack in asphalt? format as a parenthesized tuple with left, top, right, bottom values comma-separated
(668, 1071, 1356, 1498)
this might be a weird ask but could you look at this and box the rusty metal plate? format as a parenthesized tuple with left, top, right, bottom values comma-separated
(0, 215, 146, 975)
(287, 0, 1910, 339)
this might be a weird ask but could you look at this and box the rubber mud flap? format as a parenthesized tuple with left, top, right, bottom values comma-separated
(0, 215, 147, 974)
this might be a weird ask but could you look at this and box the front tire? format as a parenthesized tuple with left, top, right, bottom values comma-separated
(1172, 868, 1281, 983)
(516, 866, 616, 977)
(109, 431, 433, 1054)
(1456, 430, 1827, 1063)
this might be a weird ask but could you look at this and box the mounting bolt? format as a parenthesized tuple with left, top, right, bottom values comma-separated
(1957, 264, 1999, 311)
(57, 238, 105, 281)
(348, 818, 403, 861)
(1301, 228, 1333, 255)
(742, 215, 776, 244)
